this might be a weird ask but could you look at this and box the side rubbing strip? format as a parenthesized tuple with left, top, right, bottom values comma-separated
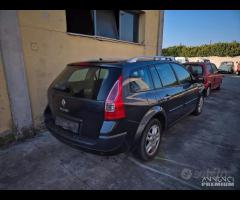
(169, 104, 184, 112)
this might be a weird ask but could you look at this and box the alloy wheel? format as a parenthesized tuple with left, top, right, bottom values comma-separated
(145, 124, 161, 156)
(206, 87, 211, 97)
(198, 96, 204, 113)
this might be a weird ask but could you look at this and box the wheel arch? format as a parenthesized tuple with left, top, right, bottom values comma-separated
(134, 106, 167, 144)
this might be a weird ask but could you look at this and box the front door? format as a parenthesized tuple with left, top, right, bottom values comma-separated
(170, 63, 199, 114)
(205, 63, 215, 89)
(211, 63, 222, 88)
(153, 63, 185, 125)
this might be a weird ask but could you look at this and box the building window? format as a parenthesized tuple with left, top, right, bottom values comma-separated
(96, 10, 119, 39)
(66, 10, 141, 43)
(66, 10, 94, 36)
(119, 11, 139, 43)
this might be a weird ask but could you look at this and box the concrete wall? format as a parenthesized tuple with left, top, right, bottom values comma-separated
(17, 10, 161, 129)
(189, 56, 240, 69)
(0, 51, 12, 135)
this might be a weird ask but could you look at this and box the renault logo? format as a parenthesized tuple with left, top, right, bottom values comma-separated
(61, 99, 66, 107)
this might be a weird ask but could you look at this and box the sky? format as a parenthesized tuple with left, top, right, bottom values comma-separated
(162, 10, 240, 48)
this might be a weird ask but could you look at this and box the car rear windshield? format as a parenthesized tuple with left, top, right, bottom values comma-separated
(52, 65, 121, 101)
(184, 64, 203, 76)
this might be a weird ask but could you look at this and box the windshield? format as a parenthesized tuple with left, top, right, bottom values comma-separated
(51, 65, 121, 101)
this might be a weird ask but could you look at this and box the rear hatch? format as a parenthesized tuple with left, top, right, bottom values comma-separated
(48, 64, 121, 139)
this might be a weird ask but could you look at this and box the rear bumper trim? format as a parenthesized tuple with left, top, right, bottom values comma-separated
(99, 132, 127, 139)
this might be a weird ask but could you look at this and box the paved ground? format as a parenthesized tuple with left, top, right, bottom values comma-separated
(0, 74, 240, 190)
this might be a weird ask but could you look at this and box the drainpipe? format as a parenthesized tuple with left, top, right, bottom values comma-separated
(157, 10, 164, 56)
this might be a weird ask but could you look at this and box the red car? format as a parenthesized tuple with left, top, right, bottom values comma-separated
(183, 62, 224, 97)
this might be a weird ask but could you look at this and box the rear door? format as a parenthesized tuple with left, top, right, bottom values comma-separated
(211, 63, 222, 89)
(124, 66, 156, 123)
(171, 63, 199, 114)
(153, 63, 185, 125)
(49, 65, 121, 139)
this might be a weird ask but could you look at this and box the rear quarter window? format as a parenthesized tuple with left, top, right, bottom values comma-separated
(129, 67, 154, 93)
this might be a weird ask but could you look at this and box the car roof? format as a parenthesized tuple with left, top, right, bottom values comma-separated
(67, 59, 125, 68)
(67, 59, 179, 68)
(183, 62, 212, 66)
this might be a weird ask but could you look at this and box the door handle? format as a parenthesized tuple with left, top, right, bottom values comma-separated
(163, 96, 169, 100)
(161, 95, 170, 102)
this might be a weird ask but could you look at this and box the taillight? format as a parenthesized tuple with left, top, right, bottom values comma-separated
(104, 76, 125, 120)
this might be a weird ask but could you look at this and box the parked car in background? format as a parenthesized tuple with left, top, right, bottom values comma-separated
(44, 56, 205, 161)
(196, 58, 210, 63)
(175, 57, 189, 64)
(236, 61, 240, 75)
(183, 62, 224, 97)
(218, 61, 235, 74)
(165, 56, 176, 61)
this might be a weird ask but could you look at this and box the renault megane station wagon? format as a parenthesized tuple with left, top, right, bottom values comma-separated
(44, 56, 205, 161)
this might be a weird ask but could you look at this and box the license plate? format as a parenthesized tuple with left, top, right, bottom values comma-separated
(55, 117, 79, 134)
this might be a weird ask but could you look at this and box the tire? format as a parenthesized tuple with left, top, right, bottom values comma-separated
(205, 86, 211, 97)
(193, 96, 204, 116)
(216, 84, 221, 90)
(135, 119, 162, 161)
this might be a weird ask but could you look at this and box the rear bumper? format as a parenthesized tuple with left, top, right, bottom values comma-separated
(44, 107, 129, 155)
(46, 121, 127, 155)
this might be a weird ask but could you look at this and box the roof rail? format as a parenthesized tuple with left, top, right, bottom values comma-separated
(127, 56, 175, 63)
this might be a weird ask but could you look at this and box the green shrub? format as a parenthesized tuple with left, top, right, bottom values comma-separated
(162, 42, 240, 57)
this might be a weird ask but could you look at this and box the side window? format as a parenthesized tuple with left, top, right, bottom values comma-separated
(129, 67, 153, 93)
(171, 63, 192, 84)
(207, 64, 213, 74)
(211, 63, 218, 73)
(155, 63, 178, 87)
(149, 66, 162, 89)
